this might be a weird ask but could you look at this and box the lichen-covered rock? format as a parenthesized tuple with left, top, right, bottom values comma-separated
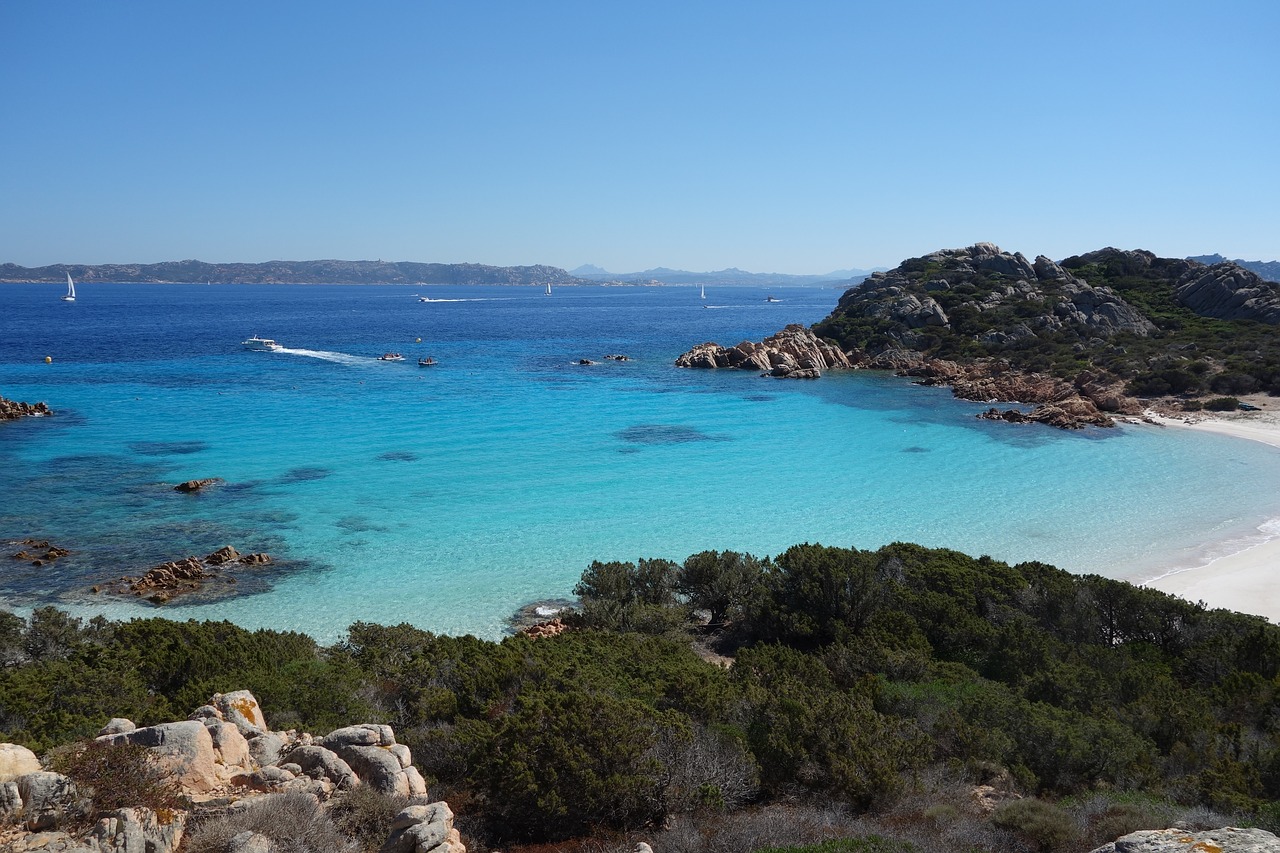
(211, 690, 267, 736)
(0, 743, 42, 782)
(1088, 826, 1280, 852)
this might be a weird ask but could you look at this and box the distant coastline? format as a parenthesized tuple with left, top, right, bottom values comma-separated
(0, 259, 584, 286)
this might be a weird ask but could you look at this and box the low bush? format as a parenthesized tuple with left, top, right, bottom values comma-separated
(326, 785, 412, 852)
(1204, 396, 1241, 411)
(46, 739, 181, 822)
(992, 798, 1077, 852)
(184, 792, 355, 853)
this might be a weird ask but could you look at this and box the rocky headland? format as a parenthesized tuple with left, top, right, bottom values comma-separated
(678, 243, 1280, 428)
(0, 690, 463, 853)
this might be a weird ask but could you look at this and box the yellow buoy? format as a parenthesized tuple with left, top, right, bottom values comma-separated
(44, 356, 52, 364)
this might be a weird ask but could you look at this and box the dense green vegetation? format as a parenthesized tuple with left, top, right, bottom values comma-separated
(3, 543, 1280, 849)
(813, 249, 1280, 398)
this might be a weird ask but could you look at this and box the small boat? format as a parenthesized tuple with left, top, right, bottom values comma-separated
(418, 357, 436, 367)
(765, 295, 780, 303)
(378, 353, 404, 362)
(242, 335, 282, 351)
(545, 282, 552, 296)
(700, 284, 706, 300)
(61, 272, 76, 302)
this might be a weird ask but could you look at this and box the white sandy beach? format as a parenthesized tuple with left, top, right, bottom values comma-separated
(1141, 401, 1280, 621)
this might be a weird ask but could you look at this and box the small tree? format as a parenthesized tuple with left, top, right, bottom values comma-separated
(675, 550, 764, 625)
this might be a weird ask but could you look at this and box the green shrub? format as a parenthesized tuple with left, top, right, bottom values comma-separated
(1204, 396, 1241, 411)
(991, 798, 1078, 852)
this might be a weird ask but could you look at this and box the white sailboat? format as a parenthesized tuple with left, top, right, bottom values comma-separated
(700, 284, 706, 300)
(545, 282, 552, 296)
(61, 272, 76, 302)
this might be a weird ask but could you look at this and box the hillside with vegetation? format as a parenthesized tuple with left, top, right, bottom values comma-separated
(4, 543, 1280, 852)
(813, 243, 1280, 406)
(0, 259, 583, 286)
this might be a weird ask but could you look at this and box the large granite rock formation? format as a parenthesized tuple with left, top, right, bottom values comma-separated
(1176, 262, 1280, 323)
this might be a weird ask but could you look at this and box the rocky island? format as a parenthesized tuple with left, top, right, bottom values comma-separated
(679, 243, 1280, 428)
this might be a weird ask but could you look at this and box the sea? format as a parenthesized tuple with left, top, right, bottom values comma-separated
(3, 282, 1280, 642)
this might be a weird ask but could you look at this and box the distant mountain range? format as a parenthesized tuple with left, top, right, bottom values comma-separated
(1187, 254, 1280, 283)
(0, 259, 583, 285)
(568, 264, 886, 286)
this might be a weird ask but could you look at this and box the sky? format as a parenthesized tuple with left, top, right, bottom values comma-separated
(1, 1, 1277, 273)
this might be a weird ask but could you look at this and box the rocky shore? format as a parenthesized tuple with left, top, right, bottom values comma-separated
(0, 690, 463, 853)
(675, 324, 852, 378)
(0, 396, 52, 420)
(95, 546, 273, 604)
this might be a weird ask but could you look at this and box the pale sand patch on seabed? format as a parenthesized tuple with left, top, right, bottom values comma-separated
(1140, 404, 1280, 621)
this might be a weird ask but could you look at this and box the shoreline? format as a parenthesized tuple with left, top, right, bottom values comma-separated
(1137, 400, 1280, 621)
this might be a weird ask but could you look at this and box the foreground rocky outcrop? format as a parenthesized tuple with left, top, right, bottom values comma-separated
(0, 396, 52, 420)
(1088, 826, 1280, 852)
(0, 690, 460, 853)
(675, 324, 852, 378)
(98, 546, 272, 603)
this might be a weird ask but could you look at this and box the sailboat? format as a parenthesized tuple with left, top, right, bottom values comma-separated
(61, 273, 76, 302)
(545, 282, 552, 296)
(700, 284, 706, 300)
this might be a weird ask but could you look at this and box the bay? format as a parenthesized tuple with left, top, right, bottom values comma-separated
(3, 282, 1280, 641)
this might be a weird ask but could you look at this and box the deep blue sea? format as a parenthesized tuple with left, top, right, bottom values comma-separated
(3, 282, 1280, 641)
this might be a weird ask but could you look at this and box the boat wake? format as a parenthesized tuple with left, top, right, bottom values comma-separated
(272, 348, 372, 366)
(418, 297, 513, 303)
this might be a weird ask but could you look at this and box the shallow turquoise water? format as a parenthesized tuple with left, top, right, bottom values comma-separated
(2, 282, 1279, 640)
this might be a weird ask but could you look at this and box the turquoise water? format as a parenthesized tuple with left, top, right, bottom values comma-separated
(3, 282, 1280, 640)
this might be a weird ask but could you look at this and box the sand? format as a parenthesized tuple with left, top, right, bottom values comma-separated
(1139, 401, 1280, 621)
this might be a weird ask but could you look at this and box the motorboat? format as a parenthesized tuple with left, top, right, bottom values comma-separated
(765, 295, 780, 303)
(418, 357, 436, 367)
(242, 335, 282, 351)
(378, 353, 404, 361)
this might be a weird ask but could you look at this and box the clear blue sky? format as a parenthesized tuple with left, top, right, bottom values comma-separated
(2, 0, 1276, 272)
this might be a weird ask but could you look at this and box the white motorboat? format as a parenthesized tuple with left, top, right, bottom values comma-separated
(242, 335, 282, 351)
